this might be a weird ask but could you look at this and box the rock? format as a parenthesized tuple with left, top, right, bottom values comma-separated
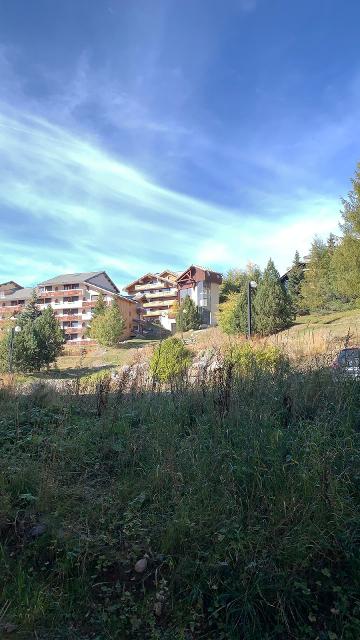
(154, 601, 162, 616)
(3, 623, 17, 633)
(29, 523, 46, 538)
(134, 557, 148, 573)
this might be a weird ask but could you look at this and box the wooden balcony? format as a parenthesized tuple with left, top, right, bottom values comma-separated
(134, 282, 167, 291)
(58, 314, 82, 322)
(0, 304, 24, 313)
(143, 299, 174, 308)
(145, 289, 177, 299)
(64, 327, 81, 334)
(82, 301, 96, 309)
(37, 288, 83, 298)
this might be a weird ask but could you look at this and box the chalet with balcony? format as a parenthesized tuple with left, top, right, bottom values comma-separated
(124, 271, 179, 328)
(176, 265, 222, 326)
(124, 265, 222, 330)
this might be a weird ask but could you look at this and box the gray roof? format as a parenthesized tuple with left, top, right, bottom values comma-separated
(38, 272, 102, 286)
(0, 287, 34, 302)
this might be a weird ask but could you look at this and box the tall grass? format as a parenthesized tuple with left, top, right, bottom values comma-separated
(1, 365, 360, 638)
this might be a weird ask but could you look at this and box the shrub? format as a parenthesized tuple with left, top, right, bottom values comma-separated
(150, 337, 192, 383)
(226, 342, 289, 377)
(89, 300, 125, 347)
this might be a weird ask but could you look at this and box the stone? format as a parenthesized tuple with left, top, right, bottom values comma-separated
(29, 523, 46, 538)
(134, 557, 148, 573)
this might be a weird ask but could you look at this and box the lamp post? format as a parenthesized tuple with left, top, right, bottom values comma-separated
(247, 281, 257, 339)
(9, 325, 21, 373)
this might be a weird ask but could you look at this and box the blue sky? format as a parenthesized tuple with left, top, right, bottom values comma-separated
(1, 0, 360, 290)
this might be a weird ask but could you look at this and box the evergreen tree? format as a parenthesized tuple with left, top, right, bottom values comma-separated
(176, 296, 201, 332)
(89, 300, 125, 347)
(253, 259, 293, 336)
(301, 238, 337, 312)
(331, 164, 360, 302)
(92, 291, 107, 318)
(287, 251, 305, 314)
(18, 289, 41, 324)
(33, 307, 66, 369)
(9, 306, 65, 373)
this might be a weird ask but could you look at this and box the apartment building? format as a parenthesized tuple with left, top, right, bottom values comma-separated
(0, 271, 141, 344)
(124, 271, 179, 326)
(124, 265, 222, 331)
(177, 265, 222, 326)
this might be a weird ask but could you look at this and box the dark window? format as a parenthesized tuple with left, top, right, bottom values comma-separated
(45, 286, 52, 291)
(44, 298, 51, 304)
(63, 283, 79, 290)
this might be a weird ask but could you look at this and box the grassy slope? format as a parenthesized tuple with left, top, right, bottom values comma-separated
(1, 368, 360, 639)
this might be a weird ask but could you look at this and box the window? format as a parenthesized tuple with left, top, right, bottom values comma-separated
(63, 283, 79, 290)
(66, 333, 78, 341)
(44, 298, 51, 304)
(45, 286, 52, 292)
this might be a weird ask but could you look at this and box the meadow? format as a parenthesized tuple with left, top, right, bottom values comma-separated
(1, 358, 360, 639)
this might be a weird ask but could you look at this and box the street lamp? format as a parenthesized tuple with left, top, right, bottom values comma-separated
(9, 325, 21, 373)
(247, 281, 257, 339)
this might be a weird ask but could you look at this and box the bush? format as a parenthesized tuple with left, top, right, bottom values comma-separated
(150, 337, 192, 383)
(226, 342, 289, 377)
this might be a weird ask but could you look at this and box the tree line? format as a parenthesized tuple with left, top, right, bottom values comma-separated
(219, 162, 360, 335)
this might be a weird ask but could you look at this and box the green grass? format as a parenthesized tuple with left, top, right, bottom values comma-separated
(1, 365, 360, 638)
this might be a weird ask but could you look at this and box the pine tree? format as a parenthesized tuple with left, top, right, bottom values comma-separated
(176, 296, 201, 332)
(10, 306, 65, 372)
(89, 300, 125, 347)
(287, 251, 305, 314)
(301, 238, 337, 312)
(253, 259, 293, 336)
(34, 306, 65, 369)
(331, 164, 360, 302)
(18, 289, 41, 324)
(92, 291, 107, 318)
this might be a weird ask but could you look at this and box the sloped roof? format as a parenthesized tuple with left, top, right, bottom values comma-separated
(38, 272, 102, 286)
(124, 272, 175, 291)
(0, 287, 34, 302)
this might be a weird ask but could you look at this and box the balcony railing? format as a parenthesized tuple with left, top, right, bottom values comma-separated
(134, 282, 167, 291)
(143, 300, 174, 308)
(37, 288, 83, 297)
(145, 289, 177, 299)
(0, 304, 24, 313)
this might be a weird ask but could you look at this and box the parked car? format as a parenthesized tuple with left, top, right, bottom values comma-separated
(332, 347, 360, 377)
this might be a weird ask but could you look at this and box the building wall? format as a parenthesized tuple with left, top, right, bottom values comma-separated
(0, 277, 139, 344)
(125, 275, 178, 322)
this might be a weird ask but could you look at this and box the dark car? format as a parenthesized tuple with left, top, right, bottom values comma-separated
(332, 347, 360, 377)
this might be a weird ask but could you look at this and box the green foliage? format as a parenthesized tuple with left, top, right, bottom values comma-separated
(92, 291, 107, 318)
(287, 250, 305, 314)
(253, 259, 293, 335)
(18, 289, 41, 323)
(301, 237, 339, 312)
(176, 296, 201, 332)
(218, 289, 249, 335)
(1, 367, 360, 638)
(89, 300, 125, 347)
(150, 336, 192, 383)
(220, 263, 261, 303)
(226, 342, 289, 376)
(0, 306, 65, 373)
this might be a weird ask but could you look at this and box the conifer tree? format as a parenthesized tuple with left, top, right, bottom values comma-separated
(287, 251, 305, 314)
(176, 296, 201, 332)
(301, 238, 337, 312)
(331, 164, 360, 301)
(18, 290, 41, 324)
(253, 259, 293, 336)
(92, 291, 107, 318)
